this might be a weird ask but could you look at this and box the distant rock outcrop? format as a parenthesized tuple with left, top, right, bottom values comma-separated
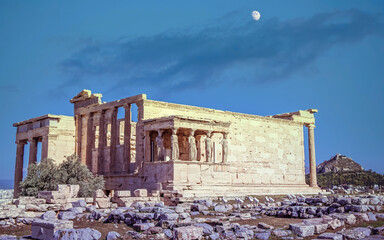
(317, 154, 363, 173)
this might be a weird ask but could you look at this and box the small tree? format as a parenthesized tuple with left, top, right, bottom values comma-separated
(19, 158, 59, 197)
(20, 155, 104, 197)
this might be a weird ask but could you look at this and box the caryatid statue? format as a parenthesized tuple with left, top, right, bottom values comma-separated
(156, 130, 165, 161)
(221, 132, 228, 163)
(205, 131, 213, 162)
(171, 128, 179, 161)
(188, 129, 197, 161)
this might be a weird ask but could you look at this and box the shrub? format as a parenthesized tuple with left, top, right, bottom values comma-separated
(20, 158, 58, 197)
(20, 154, 104, 197)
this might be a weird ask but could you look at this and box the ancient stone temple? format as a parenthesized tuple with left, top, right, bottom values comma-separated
(13, 90, 320, 197)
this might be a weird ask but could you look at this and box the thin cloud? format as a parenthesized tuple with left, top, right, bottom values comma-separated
(59, 9, 384, 92)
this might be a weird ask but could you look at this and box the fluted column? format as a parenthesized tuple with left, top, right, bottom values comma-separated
(171, 128, 179, 161)
(110, 107, 118, 173)
(221, 132, 228, 163)
(124, 104, 132, 173)
(189, 129, 197, 161)
(41, 135, 49, 161)
(75, 115, 82, 156)
(307, 124, 318, 187)
(97, 110, 105, 174)
(28, 138, 37, 165)
(86, 112, 94, 171)
(14, 141, 25, 198)
(144, 131, 151, 162)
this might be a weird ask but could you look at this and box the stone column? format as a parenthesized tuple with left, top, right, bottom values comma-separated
(188, 129, 197, 161)
(14, 141, 25, 198)
(144, 131, 151, 163)
(205, 131, 213, 162)
(221, 132, 228, 163)
(196, 135, 202, 161)
(75, 115, 82, 156)
(110, 107, 118, 173)
(41, 135, 49, 161)
(86, 112, 94, 171)
(28, 138, 38, 165)
(307, 124, 318, 187)
(124, 104, 132, 173)
(171, 128, 179, 161)
(97, 110, 105, 174)
(80, 114, 89, 164)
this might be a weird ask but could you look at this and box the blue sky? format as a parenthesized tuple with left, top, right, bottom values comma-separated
(0, 0, 383, 181)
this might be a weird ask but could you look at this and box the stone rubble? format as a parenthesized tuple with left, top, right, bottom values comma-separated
(0, 191, 383, 239)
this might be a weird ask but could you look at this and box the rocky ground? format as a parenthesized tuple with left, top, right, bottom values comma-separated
(0, 193, 384, 239)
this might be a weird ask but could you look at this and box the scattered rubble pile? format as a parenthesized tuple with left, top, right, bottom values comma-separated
(0, 185, 384, 239)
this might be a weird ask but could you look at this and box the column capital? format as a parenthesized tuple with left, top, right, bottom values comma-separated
(172, 128, 178, 135)
(123, 103, 132, 109)
(15, 140, 26, 145)
(306, 123, 316, 129)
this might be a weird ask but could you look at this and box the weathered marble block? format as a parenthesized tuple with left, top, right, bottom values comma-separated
(134, 189, 148, 197)
(31, 219, 73, 240)
(114, 190, 131, 198)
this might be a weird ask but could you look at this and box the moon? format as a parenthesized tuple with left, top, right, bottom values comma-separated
(252, 11, 261, 21)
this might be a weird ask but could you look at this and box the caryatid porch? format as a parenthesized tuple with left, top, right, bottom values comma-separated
(143, 116, 231, 163)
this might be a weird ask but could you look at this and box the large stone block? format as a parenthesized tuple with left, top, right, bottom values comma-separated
(38, 191, 67, 204)
(290, 223, 315, 237)
(95, 198, 111, 209)
(14, 197, 46, 205)
(31, 219, 73, 240)
(53, 228, 101, 240)
(173, 226, 204, 240)
(133, 189, 147, 197)
(114, 190, 131, 198)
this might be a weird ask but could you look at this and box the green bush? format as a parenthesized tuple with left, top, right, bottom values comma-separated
(20, 154, 104, 197)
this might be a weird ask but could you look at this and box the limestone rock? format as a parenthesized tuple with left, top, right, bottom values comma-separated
(272, 229, 292, 237)
(173, 226, 204, 240)
(58, 211, 76, 220)
(194, 223, 214, 235)
(106, 231, 121, 240)
(41, 210, 56, 221)
(213, 204, 227, 213)
(31, 219, 73, 240)
(339, 227, 371, 239)
(290, 223, 315, 237)
(71, 199, 86, 208)
(318, 232, 343, 240)
(330, 213, 357, 225)
(114, 190, 131, 198)
(133, 189, 147, 197)
(133, 222, 154, 231)
(258, 222, 274, 230)
(53, 228, 101, 240)
(254, 231, 271, 240)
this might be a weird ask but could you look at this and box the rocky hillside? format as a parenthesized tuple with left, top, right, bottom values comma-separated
(316, 154, 363, 174)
